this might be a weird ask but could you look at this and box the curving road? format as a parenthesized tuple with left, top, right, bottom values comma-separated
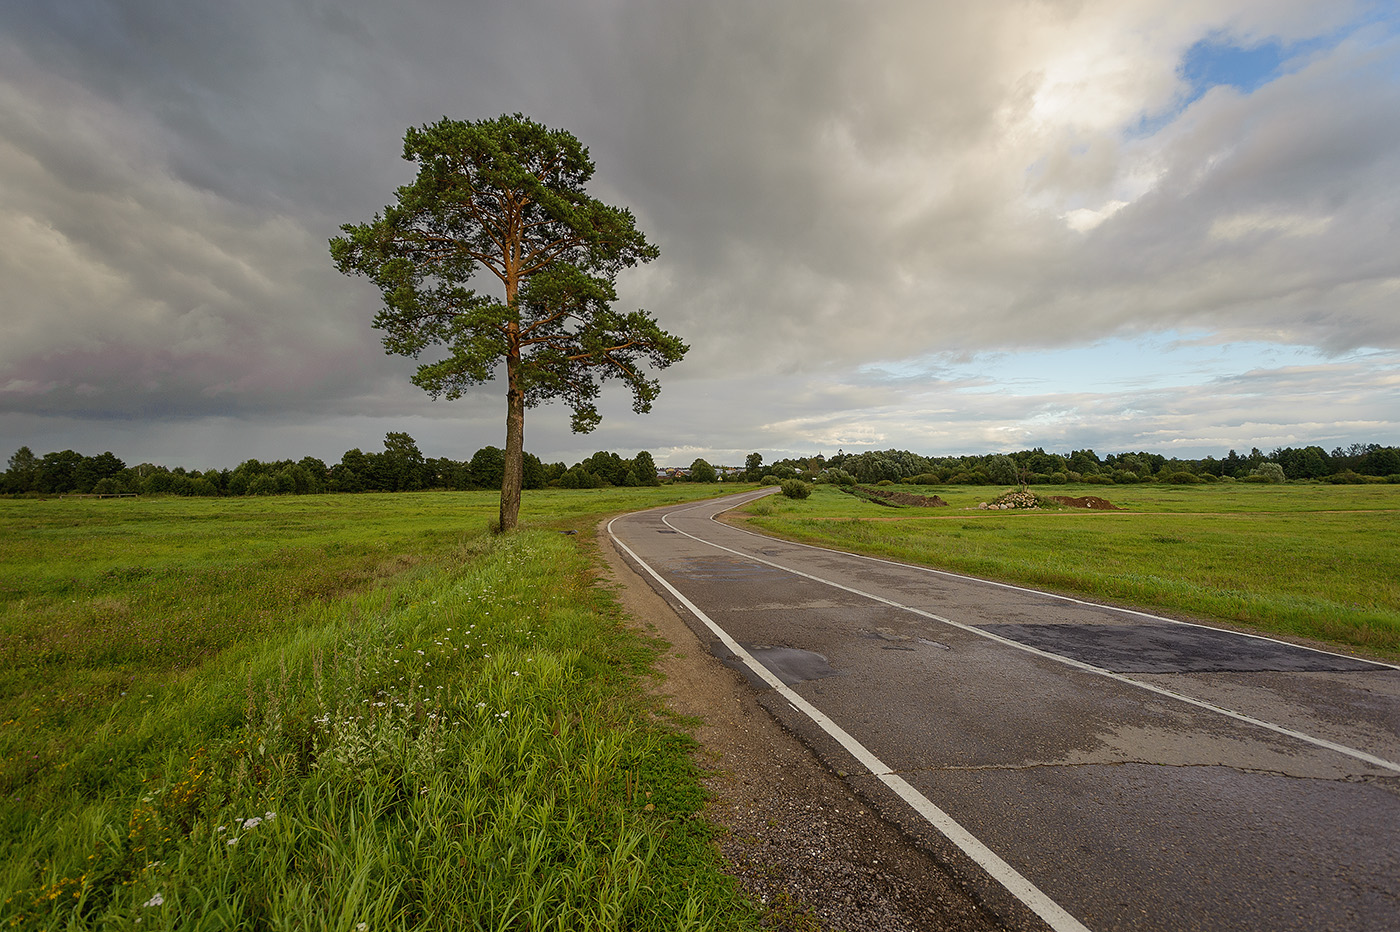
(608, 490, 1400, 932)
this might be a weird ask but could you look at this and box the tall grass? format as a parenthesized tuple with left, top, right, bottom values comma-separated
(0, 491, 756, 930)
(738, 483, 1400, 658)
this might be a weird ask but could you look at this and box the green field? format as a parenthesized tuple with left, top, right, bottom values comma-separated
(0, 488, 758, 931)
(738, 482, 1400, 659)
(6, 481, 1395, 928)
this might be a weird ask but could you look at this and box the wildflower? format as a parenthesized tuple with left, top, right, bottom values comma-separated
(264, 811, 276, 821)
(227, 838, 239, 846)
(242, 817, 262, 830)
(143, 893, 164, 908)
(356, 923, 369, 931)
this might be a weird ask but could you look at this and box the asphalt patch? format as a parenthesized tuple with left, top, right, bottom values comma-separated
(977, 623, 1383, 673)
(669, 556, 787, 581)
(712, 642, 840, 687)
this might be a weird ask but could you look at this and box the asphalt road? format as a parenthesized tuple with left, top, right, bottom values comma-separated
(608, 490, 1400, 932)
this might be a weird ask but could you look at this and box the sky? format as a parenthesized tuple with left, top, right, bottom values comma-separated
(2, 0, 1398, 469)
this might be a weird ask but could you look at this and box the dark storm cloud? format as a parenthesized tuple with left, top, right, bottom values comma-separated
(1, 1, 1396, 464)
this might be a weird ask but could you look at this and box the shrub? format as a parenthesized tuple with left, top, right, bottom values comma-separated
(1323, 470, 1385, 485)
(1250, 463, 1286, 483)
(827, 468, 857, 486)
(1163, 471, 1201, 484)
(759, 475, 781, 486)
(1082, 473, 1112, 485)
(780, 479, 812, 499)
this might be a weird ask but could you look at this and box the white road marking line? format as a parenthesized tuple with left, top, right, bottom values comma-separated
(607, 510, 1095, 932)
(660, 493, 1400, 775)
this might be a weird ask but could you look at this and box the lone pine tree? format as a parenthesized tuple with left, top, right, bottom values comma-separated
(332, 114, 686, 531)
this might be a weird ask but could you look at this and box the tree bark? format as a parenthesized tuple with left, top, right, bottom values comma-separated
(499, 350, 525, 533)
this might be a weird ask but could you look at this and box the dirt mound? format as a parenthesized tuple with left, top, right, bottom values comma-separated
(855, 486, 948, 507)
(1046, 495, 1119, 510)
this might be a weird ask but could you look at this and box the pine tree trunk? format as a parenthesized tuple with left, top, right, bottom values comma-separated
(499, 352, 525, 533)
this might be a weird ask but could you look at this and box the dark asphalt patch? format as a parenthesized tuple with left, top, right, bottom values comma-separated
(976, 623, 1382, 673)
(669, 556, 787, 581)
(712, 642, 840, 687)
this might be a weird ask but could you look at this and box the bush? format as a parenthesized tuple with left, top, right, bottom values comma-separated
(1323, 470, 1385, 485)
(1081, 473, 1112, 484)
(826, 468, 857, 486)
(1163, 471, 1201, 484)
(1250, 463, 1286, 483)
(759, 475, 781, 486)
(780, 479, 812, 499)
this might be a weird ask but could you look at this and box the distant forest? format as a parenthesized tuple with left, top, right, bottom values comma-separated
(4, 433, 1399, 497)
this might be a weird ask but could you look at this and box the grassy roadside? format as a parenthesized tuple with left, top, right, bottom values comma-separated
(736, 483, 1400, 660)
(0, 489, 759, 930)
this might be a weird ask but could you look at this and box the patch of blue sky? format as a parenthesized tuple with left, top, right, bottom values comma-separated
(866, 334, 1330, 397)
(1130, 6, 1399, 139)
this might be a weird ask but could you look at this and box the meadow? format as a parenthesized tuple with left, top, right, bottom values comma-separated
(0, 487, 758, 931)
(738, 482, 1400, 659)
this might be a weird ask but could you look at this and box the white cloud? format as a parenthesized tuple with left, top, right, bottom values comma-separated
(1063, 200, 1130, 232)
(1210, 211, 1334, 240)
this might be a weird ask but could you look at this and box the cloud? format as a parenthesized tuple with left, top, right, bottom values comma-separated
(0, 1, 1396, 466)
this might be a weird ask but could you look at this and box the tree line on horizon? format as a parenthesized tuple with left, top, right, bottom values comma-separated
(763, 444, 1400, 486)
(1, 433, 664, 497)
(3, 436, 1398, 498)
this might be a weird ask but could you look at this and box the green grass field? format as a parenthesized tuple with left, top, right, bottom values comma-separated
(0, 488, 758, 931)
(738, 482, 1400, 659)
(6, 480, 1395, 928)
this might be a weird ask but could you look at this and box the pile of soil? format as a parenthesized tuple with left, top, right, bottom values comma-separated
(854, 486, 949, 507)
(1046, 495, 1119, 510)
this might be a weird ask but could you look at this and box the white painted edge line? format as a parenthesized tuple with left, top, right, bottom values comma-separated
(606, 509, 1094, 932)
(720, 498, 1399, 672)
(660, 493, 1400, 775)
